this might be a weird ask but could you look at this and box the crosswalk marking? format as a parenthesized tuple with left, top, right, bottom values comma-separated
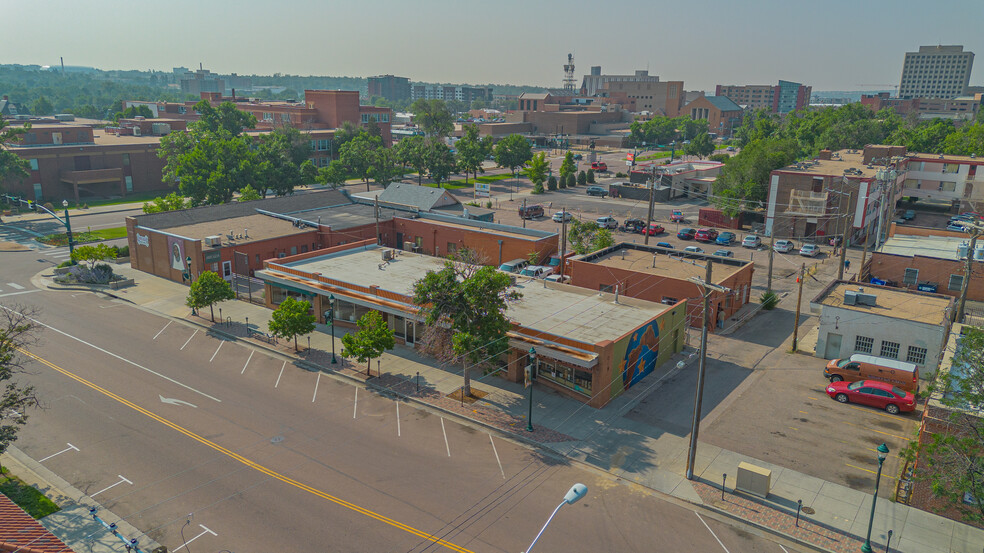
(6, 283, 24, 290)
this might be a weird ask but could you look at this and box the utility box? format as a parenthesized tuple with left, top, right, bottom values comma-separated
(735, 461, 771, 498)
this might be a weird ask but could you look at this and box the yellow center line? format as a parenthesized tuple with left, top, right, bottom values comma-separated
(21, 348, 475, 553)
(845, 463, 897, 480)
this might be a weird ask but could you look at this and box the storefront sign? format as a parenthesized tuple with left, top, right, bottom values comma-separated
(136, 233, 149, 247)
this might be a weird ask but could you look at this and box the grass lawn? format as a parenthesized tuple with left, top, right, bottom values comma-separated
(39, 226, 127, 246)
(0, 473, 60, 519)
(62, 191, 164, 210)
(421, 181, 470, 190)
(441, 173, 514, 188)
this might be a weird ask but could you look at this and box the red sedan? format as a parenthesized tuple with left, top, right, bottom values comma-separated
(695, 228, 719, 243)
(644, 223, 665, 236)
(825, 380, 916, 414)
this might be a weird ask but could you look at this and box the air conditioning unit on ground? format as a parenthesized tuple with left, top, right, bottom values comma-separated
(403, 241, 414, 251)
(204, 235, 222, 247)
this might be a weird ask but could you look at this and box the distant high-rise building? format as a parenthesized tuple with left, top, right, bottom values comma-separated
(410, 85, 491, 104)
(899, 45, 974, 99)
(180, 69, 224, 96)
(368, 75, 411, 102)
(715, 80, 811, 113)
(580, 67, 659, 97)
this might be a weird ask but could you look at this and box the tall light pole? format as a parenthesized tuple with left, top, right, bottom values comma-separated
(524, 483, 587, 553)
(526, 346, 536, 432)
(326, 293, 337, 364)
(685, 261, 731, 480)
(861, 443, 890, 553)
(61, 200, 76, 263)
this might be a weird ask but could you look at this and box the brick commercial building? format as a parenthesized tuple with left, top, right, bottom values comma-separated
(2, 122, 167, 203)
(600, 78, 686, 117)
(256, 241, 686, 407)
(860, 92, 983, 121)
(715, 80, 811, 113)
(867, 231, 984, 302)
(565, 242, 755, 331)
(680, 96, 743, 138)
(368, 74, 411, 102)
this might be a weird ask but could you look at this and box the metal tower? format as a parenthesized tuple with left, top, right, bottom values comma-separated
(563, 54, 576, 94)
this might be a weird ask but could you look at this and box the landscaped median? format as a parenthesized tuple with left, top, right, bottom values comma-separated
(0, 467, 60, 519)
(39, 226, 127, 246)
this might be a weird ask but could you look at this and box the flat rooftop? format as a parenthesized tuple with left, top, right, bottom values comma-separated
(589, 247, 745, 281)
(284, 203, 404, 230)
(272, 247, 669, 344)
(163, 213, 311, 243)
(813, 281, 952, 325)
(92, 129, 163, 145)
(879, 234, 970, 261)
(776, 150, 879, 179)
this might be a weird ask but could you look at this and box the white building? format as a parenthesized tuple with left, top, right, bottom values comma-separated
(899, 45, 975, 99)
(810, 281, 953, 374)
(902, 152, 984, 210)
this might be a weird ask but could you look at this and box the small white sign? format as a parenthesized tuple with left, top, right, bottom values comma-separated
(136, 233, 150, 247)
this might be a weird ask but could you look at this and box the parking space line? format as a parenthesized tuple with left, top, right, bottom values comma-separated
(312, 372, 321, 403)
(209, 341, 224, 362)
(180, 330, 198, 350)
(241, 351, 254, 374)
(275, 361, 285, 387)
(353, 387, 358, 419)
(38, 443, 79, 463)
(846, 463, 897, 480)
(441, 418, 451, 457)
(90, 475, 132, 498)
(798, 410, 808, 414)
(779, 544, 790, 553)
(842, 421, 909, 441)
(788, 427, 799, 431)
(172, 524, 217, 551)
(694, 511, 731, 553)
(807, 396, 820, 400)
(152, 321, 172, 340)
(489, 435, 505, 479)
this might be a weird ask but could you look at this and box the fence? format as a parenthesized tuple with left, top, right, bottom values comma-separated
(232, 274, 265, 305)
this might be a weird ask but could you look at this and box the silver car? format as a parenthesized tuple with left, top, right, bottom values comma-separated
(742, 235, 762, 248)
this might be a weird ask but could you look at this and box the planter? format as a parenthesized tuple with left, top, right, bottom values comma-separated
(114, 256, 131, 264)
(53, 267, 71, 275)
(109, 279, 135, 289)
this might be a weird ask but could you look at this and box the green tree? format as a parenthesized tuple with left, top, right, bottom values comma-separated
(525, 152, 548, 193)
(567, 219, 613, 254)
(394, 135, 429, 185)
(0, 307, 41, 458)
(186, 271, 235, 322)
(413, 263, 520, 397)
(904, 326, 984, 524)
(316, 160, 347, 189)
(31, 96, 53, 116)
(340, 310, 395, 375)
(426, 139, 456, 188)
(494, 134, 533, 177)
(238, 184, 262, 202)
(70, 243, 116, 270)
(684, 132, 715, 158)
(369, 146, 400, 188)
(559, 151, 576, 182)
(339, 131, 383, 188)
(142, 192, 188, 214)
(0, 120, 31, 198)
(268, 296, 316, 351)
(455, 125, 486, 184)
(711, 137, 800, 216)
(586, 168, 595, 183)
(254, 126, 313, 198)
(192, 100, 256, 137)
(577, 170, 587, 186)
(333, 121, 360, 150)
(942, 123, 984, 157)
(411, 99, 454, 138)
(547, 175, 558, 191)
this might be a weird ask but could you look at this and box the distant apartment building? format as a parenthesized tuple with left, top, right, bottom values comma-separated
(715, 80, 811, 113)
(902, 151, 984, 210)
(681, 96, 743, 137)
(410, 85, 491, 104)
(860, 92, 982, 120)
(899, 45, 975, 99)
(580, 67, 659, 97)
(368, 75, 411, 102)
(180, 69, 225, 96)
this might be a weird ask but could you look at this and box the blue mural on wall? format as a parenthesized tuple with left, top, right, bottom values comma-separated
(622, 318, 661, 388)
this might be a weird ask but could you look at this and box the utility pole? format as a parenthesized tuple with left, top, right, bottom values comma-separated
(839, 191, 853, 280)
(686, 260, 730, 480)
(792, 263, 805, 352)
(522, 198, 527, 229)
(374, 195, 381, 245)
(766, 232, 776, 292)
(559, 209, 568, 279)
(956, 227, 982, 322)
(644, 178, 656, 246)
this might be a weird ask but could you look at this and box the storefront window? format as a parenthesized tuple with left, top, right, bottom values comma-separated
(537, 357, 592, 396)
(271, 287, 310, 306)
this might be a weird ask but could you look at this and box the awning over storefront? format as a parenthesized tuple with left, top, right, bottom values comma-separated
(508, 337, 598, 369)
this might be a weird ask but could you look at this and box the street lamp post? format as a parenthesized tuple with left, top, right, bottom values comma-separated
(523, 483, 587, 553)
(61, 200, 76, 264)
(861, 443, 890, 553)
(526, 346, 536, 432)
(326, 294, 337, 364)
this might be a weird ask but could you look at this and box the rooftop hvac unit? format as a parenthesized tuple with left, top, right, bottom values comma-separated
(509, 275, 518, 286)
(403, 241, 414, 251)
(381, 249, 392, 261)
(132, 126, 141, 136)
(844, 290, 857, 305)
(975, 247, 984, 261)
(855, 292, 877, 306)
(959, 242, 970, 258)
(204, 235, 221, 247)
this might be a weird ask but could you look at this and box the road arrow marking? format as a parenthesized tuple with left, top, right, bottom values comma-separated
(159, 395, 197, 408)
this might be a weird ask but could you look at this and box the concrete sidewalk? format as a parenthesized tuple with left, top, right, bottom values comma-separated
(32, 263, 984, 553)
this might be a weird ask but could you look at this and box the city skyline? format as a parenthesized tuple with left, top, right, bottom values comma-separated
(4, 0, 984, 93)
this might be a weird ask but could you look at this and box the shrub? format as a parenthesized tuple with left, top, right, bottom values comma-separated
(577, 171, 587, 186)
(532, 182, 545, 194)
(565, 174, 576, 188)
(57, 260, 72, 268)
(708, 153, 730, 163)
(586, 169, 595, 183)
(615, 171, 627, 178)
(760, 291, 780, 310)
(547, 175, 557, 191)
(43, 202, 54, 212)
(485, 201, 492, 209)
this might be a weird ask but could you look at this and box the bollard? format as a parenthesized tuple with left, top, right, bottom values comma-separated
(796, 499, 803, 527)
(722, 473, 727, 500)
(377, 359, 380, 377)
(416, 371, 420, 393)
(219, 308, 222, 323)
(245, 316, 249, 337)
(307, 336, 311, 351)
(885, 529, 892, 553)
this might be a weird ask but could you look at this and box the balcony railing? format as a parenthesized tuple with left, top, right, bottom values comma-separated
(59, 168, 123, 185)
(785, 190, 829, 215)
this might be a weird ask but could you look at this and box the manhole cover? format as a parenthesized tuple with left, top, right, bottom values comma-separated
(270, 435, 284, 444)
(801, 507, 816, 515)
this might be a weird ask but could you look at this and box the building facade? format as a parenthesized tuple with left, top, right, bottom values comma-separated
(715, 81, 811, 113)
(899, 45, 975, 99)
(902, 152, 984, 210)
(681, 96, 743, 138)
(860, 92, 982, 120)
(867, 231, 984, 303)
(368, 75, 411, 102)
(410, 85, 491, 104)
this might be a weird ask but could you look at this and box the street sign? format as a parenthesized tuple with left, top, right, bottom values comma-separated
(474, 182, 490, 198)
(626, 153, 635, 161)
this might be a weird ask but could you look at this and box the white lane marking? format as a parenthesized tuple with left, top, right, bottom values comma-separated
(173, 524, 217, 551)
(353, 387, 358, 419)
(6, 283, 24, 290)
(180, 330, 198, 351)
(489, 435, 505, 479)
(2, 308, 221, 403)
(241, 350, 254, 374)
(441, 418, 451, 457)
(275, 361, 285, 388)
(695, 511, 731, 553)
(778, 545, 790, 553)
(396, 403, 401, 437)
(0, 290, 39, 299)
(312, 372, 321, 403)
(159, 395, 197, 408)
(152, 321, 172, 340)
(39, 443, 79, 463)
(208, 341, 224, 362)
(90, 475, 132, 498)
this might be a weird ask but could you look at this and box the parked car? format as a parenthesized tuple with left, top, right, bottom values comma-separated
(823, 354, 919, 393)
(742, 235, 762, 248)
(590, 161, 608, 171)
(518, 204, 544, 219)
(726, 146, 736, 152)
(684, 245, 704, 253)
(656, 242, 674, 249)
(715, 231, 736, 246)
(552, 211, 573, 222)
(586, 186, 608, 197)
(947, 223, 969, 232)
(596, 216, 618, 229)
(572, 153, 583, 160)
(799, 243, 820, 257)
(622, 218, 647, 233)
(695, 228, 719, 243)
(644, 223, 665, 236)
(677, 227, 697, 240)
(544, 274, 571, 283)
(903, 209, 916, 220)
(546, 254, 566, 272)
(774, 239, 796, 253)
(519, 265, 550, 278)
(498, 259, 529, 273)
(670, 210, 686, 222)
(824, 380, 916, 415)
(713, 249, 734, 258)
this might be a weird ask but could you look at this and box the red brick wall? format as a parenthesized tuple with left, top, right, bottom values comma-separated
(386, 217, 557, 265)
(868, 252, 984, 301)
(306, 90, 360, 131)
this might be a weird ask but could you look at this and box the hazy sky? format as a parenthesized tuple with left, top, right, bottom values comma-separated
(6, 0, 984, 92)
